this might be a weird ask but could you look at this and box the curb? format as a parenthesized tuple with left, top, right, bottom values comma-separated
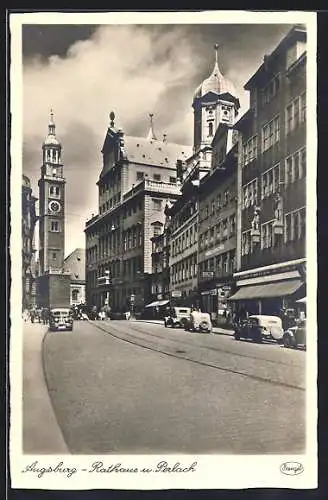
(133, 319, 234, 336)
(23, 323, 69, 454)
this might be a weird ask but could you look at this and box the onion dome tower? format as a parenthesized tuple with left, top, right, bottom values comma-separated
(192, 44, 240, 152)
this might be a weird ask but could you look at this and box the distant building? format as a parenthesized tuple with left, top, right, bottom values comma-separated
(230, 25, 307, 315)
(64, 248, 86, 305)
(22, 175, 37, 309)
(85, 112, 191, 311)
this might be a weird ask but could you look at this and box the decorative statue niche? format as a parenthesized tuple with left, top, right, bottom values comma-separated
(273, 192, 284, 235)
(251, 206, 261, 243)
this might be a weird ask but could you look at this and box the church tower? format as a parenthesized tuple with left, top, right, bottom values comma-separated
(38, 110, 65, 275)
(192, 44, 240, 153)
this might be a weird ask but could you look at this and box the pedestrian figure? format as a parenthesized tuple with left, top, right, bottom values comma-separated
(44, 308, 50, 325)
(30, 308, 35, 323)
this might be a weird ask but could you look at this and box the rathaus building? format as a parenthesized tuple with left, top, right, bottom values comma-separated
(85, 113, 191, 311)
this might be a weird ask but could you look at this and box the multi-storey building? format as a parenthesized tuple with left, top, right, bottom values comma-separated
(149, 204, 171, 302)
(22, 175, 37, 309)
(63, 248, 86, 306)
(230, 25, 307, 315)
(167, 45, 240, 307)
(168, 183, 199, 304)
(197, 124, 238, 324)
(85, 112, 191, 311)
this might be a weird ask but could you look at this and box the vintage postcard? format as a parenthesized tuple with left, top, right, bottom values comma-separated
(10, 10, 317, 490)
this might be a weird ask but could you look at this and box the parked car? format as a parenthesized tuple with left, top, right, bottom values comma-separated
(184, 311, 213, 333)
(49, 307, 74, 332)
(233, 315, 283, 343)
(283, 319, 306, 349)
(109, 311, 127, 320)
(164, 307, 191, 328)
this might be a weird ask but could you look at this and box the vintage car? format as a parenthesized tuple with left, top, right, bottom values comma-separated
(283, 319, 306, 349)
(184, 311, 213, 333)
(164, 307, 191, 328)
(233, 315, 284, 343)
(49, 307, 74, 332)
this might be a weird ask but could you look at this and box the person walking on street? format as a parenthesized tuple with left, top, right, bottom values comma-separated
(30, 308, 35, 324)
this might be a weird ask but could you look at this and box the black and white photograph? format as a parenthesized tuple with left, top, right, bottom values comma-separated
(10, 10, 317, 490)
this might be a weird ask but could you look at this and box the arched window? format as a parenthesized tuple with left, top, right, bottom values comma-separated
(72, 289, 80, 303)
(208, 121, 213, 137)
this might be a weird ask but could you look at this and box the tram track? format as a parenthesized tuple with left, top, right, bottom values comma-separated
(88, 320, 305, 392)
(120, 322, 303, 368)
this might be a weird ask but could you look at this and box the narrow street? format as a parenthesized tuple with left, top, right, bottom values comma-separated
(32, 319, 306, 455)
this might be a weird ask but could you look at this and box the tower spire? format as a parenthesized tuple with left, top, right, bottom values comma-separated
(48, 108, 56, 136)
(214, 43, 219, 66)
(146, 113, 157, 141)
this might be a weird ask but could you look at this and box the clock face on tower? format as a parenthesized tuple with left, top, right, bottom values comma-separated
(48, 200, 61, 213)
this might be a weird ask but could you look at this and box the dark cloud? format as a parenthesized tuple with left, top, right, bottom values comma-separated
(22, 24, 99, 61)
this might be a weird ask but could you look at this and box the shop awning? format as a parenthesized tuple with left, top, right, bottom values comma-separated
(145, 300, 169, 308)
(296, 297, 306, 304)
(228, 279, 303, 301)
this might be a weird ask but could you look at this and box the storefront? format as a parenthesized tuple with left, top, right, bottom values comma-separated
(229, 259, 306, 319)
(199, 280, 235, 326)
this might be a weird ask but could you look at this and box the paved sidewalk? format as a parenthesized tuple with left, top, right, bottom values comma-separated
(134, 319, 234, 336)
(23, 322, 69, 454)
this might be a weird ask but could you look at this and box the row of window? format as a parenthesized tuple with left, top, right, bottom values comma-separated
(286, 93, 306, 134)
(242, 148, 306, 208)
(171, 223, 198, 257)
(44, 149, 61, 163)
(260, 74, 280, 107)
(241, 206, 306, 255)
(171, 202, 198, 232)
(99, 171, 121, 195)
(242, 93, 306, 166)
(198, 250, 236, 277)
(123, 227, 143, 252)
(200, 185, 236, 220)
(136, 171, 176, 184)
(99, 192, 121, 214)
(122, 257, 144, 277)
(171, 254, 198, 284)
(199, 215, 236, 249)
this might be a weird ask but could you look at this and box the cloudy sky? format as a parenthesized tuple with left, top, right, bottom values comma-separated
(22, 22, 293, 256)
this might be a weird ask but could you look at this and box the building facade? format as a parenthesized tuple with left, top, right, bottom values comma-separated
(85, 112, 191, 311)
(230, 25, 307, 315)
(149, 203, 172, 302)
(64, 248, 86, 306)
(197, 124, 239, 324)
(168, 183, 199, 304)
(166, 45, 240, 310)
(22, 175, 38, 309)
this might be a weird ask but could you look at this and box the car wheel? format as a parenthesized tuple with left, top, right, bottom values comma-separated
(283, 332, 296, 348)
(252, 331, 262, 343)
(180, 318, 187, 329)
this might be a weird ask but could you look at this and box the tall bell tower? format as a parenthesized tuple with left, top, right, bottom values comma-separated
(38, 110, 65, 276)
(192, 44, 240, 153)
